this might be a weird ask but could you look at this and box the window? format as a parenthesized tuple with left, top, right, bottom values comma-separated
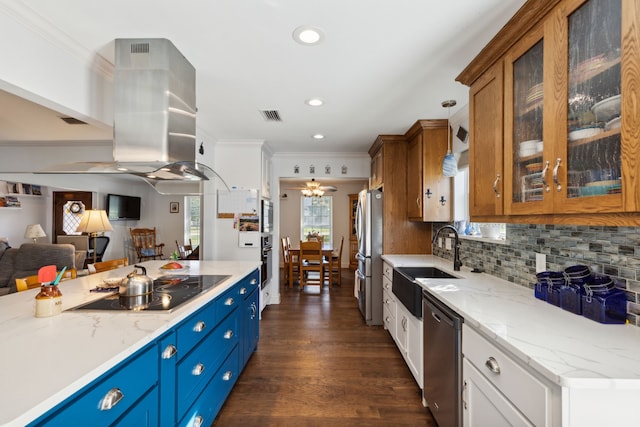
(185, 196, 201, 247)
(300, 196, 332, 242)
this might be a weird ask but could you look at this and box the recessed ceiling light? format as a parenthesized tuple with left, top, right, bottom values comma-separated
(305, 98, 324, 107)
(312, 134, 325, 140)
(293, 26, 324, 45)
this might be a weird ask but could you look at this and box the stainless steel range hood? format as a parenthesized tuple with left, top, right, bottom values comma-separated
(41, 38, 218, 191)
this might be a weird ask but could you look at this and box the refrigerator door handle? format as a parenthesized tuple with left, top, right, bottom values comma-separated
(356, 252, 366, 262)
(356, 269, 366, 280)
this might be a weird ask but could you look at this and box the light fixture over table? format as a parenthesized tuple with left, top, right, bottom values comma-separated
(75, 209, 113, 264)
(441, 99, 458, 177)
(301, 178, 325, 197)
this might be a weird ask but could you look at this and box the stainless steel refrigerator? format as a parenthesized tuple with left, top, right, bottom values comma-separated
(355, 188, 383, 325)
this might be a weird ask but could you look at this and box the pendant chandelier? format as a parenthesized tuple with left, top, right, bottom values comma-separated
(301, 178, 324, 197)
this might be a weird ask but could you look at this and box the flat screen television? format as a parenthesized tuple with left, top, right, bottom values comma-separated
(106, 194, 141, 221)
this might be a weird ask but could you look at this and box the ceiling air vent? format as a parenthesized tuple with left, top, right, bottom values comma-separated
(60, 117, 87, 125)
(130, 42, 150, 54)
(259, 109, 282, 122)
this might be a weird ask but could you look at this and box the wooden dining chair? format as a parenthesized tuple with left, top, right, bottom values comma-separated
(329, 236, 344, 286)
(281, 238, 295, 288)
(91, 257, 129, 273)
(298, 240, 329, 290)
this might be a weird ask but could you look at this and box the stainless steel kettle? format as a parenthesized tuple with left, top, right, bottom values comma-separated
(119, 265, 153, 309)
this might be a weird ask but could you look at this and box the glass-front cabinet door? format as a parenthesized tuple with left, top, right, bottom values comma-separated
(562, 0, 622, 211)
(504, 26, 548, 215)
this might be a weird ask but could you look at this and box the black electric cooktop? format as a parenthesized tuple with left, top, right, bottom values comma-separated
(69, 275, 231, 312)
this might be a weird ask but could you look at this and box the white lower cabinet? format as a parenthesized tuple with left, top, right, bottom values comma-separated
(462, 324, 559, 427)
(383, 262, 423, 389)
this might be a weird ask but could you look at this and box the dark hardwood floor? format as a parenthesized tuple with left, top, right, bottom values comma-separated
(213, 269, 437, 426)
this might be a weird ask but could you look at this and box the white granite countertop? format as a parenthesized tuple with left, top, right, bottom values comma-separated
(382, 255, 640, 390)
(0, 260, 260, 427)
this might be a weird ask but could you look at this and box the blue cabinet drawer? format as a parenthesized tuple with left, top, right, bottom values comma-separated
(176, 313, 238, 418)
(178, 347, 239, 427)
(176, 301, 217, 357)
(216, 286, 240, 323)
(237, 270, 260, 300)
(31, 343, 158, 426)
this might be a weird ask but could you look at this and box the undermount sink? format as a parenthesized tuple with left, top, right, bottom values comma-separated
(395, 266, 458, 280)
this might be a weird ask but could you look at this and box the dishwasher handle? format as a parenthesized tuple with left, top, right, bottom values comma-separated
(423, 290, 462, 329)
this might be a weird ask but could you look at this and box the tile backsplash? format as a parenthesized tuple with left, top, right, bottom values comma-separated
(432, 223, 640, 326)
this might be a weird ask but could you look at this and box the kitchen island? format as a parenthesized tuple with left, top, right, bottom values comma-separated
(383, 255, 640, 427)
(0, 260, 260, 427)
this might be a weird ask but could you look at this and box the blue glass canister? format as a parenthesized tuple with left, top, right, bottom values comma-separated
(535, 271, 565, 306)
(582, 274, 627, 324)
(561, 265, 591, 315)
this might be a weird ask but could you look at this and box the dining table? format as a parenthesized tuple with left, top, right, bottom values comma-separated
(287, 242, 333, 288)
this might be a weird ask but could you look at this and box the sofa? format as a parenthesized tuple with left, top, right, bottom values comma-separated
(0, 242, 77, 295)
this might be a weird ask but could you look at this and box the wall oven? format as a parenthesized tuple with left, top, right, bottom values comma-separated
(261, 234, 272, 289)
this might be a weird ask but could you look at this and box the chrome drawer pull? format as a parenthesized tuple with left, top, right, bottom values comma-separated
(193, 320, 206, 333)
(485, 356, 501, 374)
(222, 370, 233, 381)
(250, 278, 258, 285)
(240, 287, 247, 295)
(225, 297, 234, 306)
(99, 387, 124, 411)
(192, 363, 205, 376)
(224, 330, 234, 339)
(193, 415, 204, 427)
(162, 344, 177, 360)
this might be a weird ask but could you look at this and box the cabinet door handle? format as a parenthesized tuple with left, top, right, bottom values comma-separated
(485, 356, 501, 374)
(222, 370, 233, 381)
(552, 158, 562, 191)
(426, 188, 433, 199)
(416, 196, 421, 208)
(192, 363, 205, 376)
(493, 174, 501, 198)
(225, 297, 235, 306)
(240, 287, 247, 295)
(541, 160, 551, 192)
(224, 329, 234, 339)
(193, 320, 206, 333)
(162, 344, 177, 360)
(402, 317, 407, 331)
(193, 414, 204, 427)
(99, 387, 124, 411)
(250, 302, 257, 319)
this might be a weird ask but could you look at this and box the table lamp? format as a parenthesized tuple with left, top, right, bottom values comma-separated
(24, 224, 46, 243)
(76, 209, 113, 264)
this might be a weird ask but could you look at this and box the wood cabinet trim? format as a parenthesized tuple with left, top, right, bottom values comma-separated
(457, 0, 563, 86)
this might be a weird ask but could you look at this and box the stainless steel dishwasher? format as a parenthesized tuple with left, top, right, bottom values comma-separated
(423, 290, 463, 427)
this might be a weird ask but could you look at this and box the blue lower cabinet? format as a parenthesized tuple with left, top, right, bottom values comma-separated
(241, 286, 260, 368)
(29, 343, 158, 427)
(176, 313, 238, 419)
(114, 387, 159, 427)
(178, 347, 239, 427)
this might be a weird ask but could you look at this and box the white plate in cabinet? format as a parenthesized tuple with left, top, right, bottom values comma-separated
(462, 325, 555, 427)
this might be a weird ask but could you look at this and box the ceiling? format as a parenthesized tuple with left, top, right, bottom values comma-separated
(1, 0, 526, 154)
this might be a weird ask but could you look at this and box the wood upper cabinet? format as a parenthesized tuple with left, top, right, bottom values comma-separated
(369, 135, 432, 254)
(405, 120, 451, 222)
(370, 146, 384, 189)
(459, 0, 640, 225)
(468, 62, 504, 218)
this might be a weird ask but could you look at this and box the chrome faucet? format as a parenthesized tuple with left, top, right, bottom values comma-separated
(432, 225, 462, 271)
